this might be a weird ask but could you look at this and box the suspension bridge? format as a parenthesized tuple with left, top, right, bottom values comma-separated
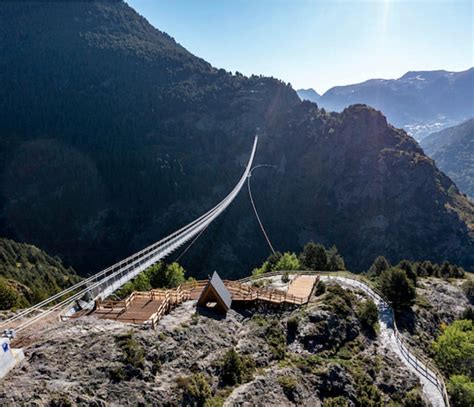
(0, 134, 451, 406)
(0, 135, 258, 337)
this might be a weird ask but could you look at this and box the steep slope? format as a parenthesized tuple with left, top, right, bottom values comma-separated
(0, 1, 473, 276)
(317, 69, 474, 140)
(297, 88, 320, 103)
(421, 118, 474, 199)
(0, 238, 80, 308)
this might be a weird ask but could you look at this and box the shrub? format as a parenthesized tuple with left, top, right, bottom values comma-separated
(357, 300, 378, 331)
(287, 316, 299, 334)
(315, 280, 326, 296)
(220, 349, 254, 386)
(278, 375, 298, 400)
(402, 388, 425, 407)
(368, 256, 390, 276)
(109, 366, 126, 382)
(115, 332, 145, 369)
(448, 375, 474, 407)
(433, 320, 473, 378)
(267, 251, 282, 268)
(180, 373, 212, 406)
(379, 268, 416, 310)
(281, 271, 290, 283)
(274, 252, 300, 271)
(463, 280, 474, 304)
(322, 397, 349, 407)
(461, 306, 474, 321)
(266, 320, 287, 360)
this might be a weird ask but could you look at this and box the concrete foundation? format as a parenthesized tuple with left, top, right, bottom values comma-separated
(0, 337, 24, 379)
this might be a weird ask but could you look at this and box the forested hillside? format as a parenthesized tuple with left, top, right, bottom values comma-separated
(0, 0, 473, 277)
(0, 238, 80, 309)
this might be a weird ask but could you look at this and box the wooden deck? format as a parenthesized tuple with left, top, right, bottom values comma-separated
(287, 275, 318, 299)
(82, 275, 319, 327)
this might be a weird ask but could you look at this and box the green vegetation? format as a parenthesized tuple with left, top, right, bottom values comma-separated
(322, 397, 349, 407)
(252, 241, 346, 278)
(357, 300, 378, 332)
(433, 320, 473, 378)
(115, 331, 145, 369)
(379, 268, 416, 310)
(433, 320, 474, 406)
(115, 261, 187, 298)
(299, 241, 345, 271)
(367, 257, 466, 282)
(264, 319, 287, 360)
(448, 375, 474, 407)
(0, 279, 20, 310)
(274, 252, 300, 271)
(368, 256, 390, 276)
(179, 373, 213, 407)
(0, 238, 80, 309)
(219, 349, 255, 386)
(277, 375, 298, 400)
(252, 251, 300, 277)
(462, 280, 474, 304)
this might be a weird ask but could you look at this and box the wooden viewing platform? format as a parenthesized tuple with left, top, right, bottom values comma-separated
(81, 274, 319, 327)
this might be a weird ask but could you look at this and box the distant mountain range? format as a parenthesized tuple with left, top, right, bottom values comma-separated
(297, 68, 474, 140)
(421, 118, 474, 199)
(0, 1, 473, 274)
(295, 88, 320, 103)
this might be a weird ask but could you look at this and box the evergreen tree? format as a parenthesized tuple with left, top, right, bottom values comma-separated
(327, 245, 345, 271)
(368, 256, 390, 276)
(397, 260, 417, 285)
(379, 268, 416, 310)
(299, 241, 327, 270)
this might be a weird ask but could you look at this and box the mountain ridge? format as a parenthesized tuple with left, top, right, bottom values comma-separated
(0, 0, 473, 275)
(298, 68, 474, 139)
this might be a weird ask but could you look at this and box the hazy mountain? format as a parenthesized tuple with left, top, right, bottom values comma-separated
(421, 118, 474, 199)
(310, 69, 474, 140)
(297, 88, 320, 103)
(0, 0, 473, 275)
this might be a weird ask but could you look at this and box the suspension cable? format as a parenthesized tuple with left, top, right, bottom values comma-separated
(247, 165, 276, 255)
(174, 220, 211, 263)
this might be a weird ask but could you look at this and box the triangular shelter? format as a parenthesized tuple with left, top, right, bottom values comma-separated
(197, 271, 232, 314)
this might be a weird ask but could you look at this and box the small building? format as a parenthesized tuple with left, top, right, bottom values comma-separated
(197, 271, 232, 314)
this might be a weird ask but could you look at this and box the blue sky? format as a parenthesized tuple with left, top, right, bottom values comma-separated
(127, 0, 473, 94)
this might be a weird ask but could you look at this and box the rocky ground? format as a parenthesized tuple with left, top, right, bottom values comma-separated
(397, 276, 471, 359)
(0, 278, 433, 407)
